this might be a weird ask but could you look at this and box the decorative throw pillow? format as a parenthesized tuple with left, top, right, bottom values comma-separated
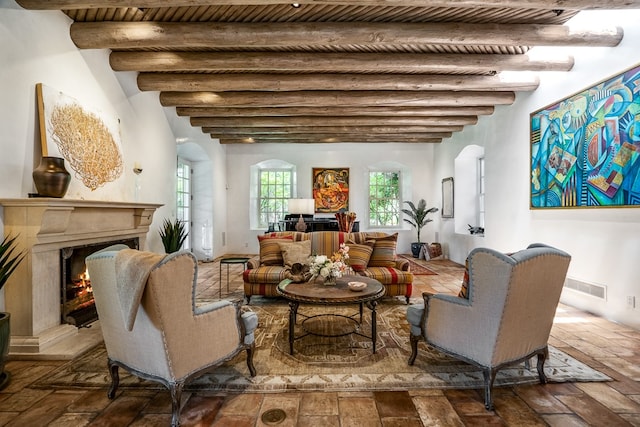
(279, 240, 312, 268)
(368, 233, 398, 267)
(258, 235, 293, 265)
(346, 240, 375, 272)
(458, 257, 470, 299)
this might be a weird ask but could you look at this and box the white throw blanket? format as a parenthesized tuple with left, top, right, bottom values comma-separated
(115, 249, 166, 331)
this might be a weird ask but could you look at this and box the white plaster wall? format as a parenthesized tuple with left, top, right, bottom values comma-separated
(432, 10, 640, 329)
(0, 2, 179, 255)
(225, 143, 437, 255)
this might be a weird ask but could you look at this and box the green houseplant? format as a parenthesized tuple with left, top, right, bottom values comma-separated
(159, 218, 189, 254)
(0, 234, 26, 390)
(402, 199, 438, 258)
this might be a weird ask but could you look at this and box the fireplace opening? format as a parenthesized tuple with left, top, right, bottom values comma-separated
(61, 238, 139, 327)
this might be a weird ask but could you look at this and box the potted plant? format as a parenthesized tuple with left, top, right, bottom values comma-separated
(0, 234, 25, 390)
(402, 199, 438, 258)
(159, 218, 189, 254)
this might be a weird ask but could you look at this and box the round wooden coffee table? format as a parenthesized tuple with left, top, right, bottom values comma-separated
(276, 275, 385, 354)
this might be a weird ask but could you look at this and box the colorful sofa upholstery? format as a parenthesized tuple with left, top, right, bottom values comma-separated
(243, 231, 413, 303)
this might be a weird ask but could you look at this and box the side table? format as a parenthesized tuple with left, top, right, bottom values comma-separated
(219, 257, 250, 298)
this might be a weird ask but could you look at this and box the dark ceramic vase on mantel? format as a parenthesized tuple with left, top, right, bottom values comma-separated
(32, 156, 71, 198)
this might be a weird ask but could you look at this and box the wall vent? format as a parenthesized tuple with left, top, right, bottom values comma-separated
(564, 277, 607, 300)
(222, 231, 226, 246)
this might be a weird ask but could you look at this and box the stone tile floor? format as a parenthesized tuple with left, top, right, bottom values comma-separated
(1, 256, 639, 426)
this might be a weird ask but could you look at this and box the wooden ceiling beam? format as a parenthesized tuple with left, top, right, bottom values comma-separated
(16, 0, 640, 11)
(69, 21, 623, 50)
(210, 132, 454, 139)
(215, 132, 450, 139)
(138, 72, 539, 92)
(160, 90, 515, 107)
(191, 116, 477, 127)
(218, 136, 443, 144)
(177, 106, 494, 117)
(19, 0, 633, 145)
(202, 126, 462, 134)
(110, 51, 574, 73)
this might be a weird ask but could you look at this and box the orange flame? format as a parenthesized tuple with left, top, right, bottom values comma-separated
(78, 268, 92, 293)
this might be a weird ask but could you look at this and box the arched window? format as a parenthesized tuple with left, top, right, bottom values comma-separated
(250, 159, 297, 229)
(367, 161, 411, 229)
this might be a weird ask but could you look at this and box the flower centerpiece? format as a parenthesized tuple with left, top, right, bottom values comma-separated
(308, 243, 350, 285)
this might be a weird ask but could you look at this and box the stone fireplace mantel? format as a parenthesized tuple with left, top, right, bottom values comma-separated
(0, 198, 162, 359)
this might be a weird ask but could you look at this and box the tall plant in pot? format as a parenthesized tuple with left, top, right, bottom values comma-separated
(0, 234, 25, 390)
(402, 199, 438, 258)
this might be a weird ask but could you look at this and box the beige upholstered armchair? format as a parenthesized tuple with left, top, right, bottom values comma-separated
(86, 245, 257, 427)
(406, 243, 571, 410)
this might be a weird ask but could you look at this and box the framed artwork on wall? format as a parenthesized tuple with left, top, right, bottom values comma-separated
(36, 83, 124, 191)
(442, 177, 454, 218)
(530, 63, 640, 209)
(312, 167, 349, 213)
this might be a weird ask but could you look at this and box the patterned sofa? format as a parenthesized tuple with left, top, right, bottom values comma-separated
(243, 231, 413, 303)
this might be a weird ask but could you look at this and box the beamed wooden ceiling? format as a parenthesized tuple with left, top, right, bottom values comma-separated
(16, 0, 639, 144)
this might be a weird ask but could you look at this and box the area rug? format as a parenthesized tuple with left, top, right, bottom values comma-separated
(398, 254, 438, 275)
(33, 298, 609, 393)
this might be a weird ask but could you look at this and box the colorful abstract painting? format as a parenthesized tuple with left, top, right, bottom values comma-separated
(530, 64, 640, 208)
(312, 167, 349, 213)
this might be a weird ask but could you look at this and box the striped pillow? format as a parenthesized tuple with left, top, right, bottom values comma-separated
(368, 233, 398, 267)
(347, 240, 376, 271)
(258, 235, 293, 266)
(458, 257, 470, 299)
(346, 240, 375, 272)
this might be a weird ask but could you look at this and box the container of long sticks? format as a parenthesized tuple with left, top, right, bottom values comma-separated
(335, 211, 357, 232)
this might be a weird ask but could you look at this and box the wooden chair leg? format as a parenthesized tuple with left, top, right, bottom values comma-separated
(246, 343, 257, 377)
(408, 334, 422, 365)
(107, 360, 119, 399)
(482, 368, 497, 411)
(169, 382, 184, 427)
(536, 347, 549, 384)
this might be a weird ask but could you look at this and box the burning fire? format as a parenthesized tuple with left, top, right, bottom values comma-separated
(75, 268, 93, 294)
